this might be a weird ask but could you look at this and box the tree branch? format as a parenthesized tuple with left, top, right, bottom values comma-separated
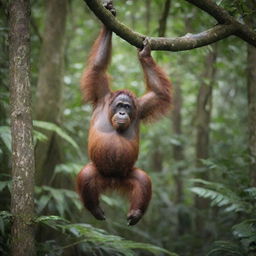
(83, 0, 256, 51)
(184, 0, 256, 46)
(184, 0, 233, 24)
(151, 24, 236, 51)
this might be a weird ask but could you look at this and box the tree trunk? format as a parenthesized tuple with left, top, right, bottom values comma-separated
(157, 0, 186, 233)
(130, 0, 136, 29)
(172, 84, 184, 204)
(158, 0, 171, 37)
(151, 145, 163, 172)
(9, 0, 35, 255)
(149, 0, 172, 174)
(145, 0, 151, 34)
(245, 1, 256, 187)
(34, 0, 68, 185)
(172, 84, 188, 235)
(195, 47, 217, 168)
(194, 46, 217, 229)
(247, 45, 256, 187)
(147, 0, 171, 173)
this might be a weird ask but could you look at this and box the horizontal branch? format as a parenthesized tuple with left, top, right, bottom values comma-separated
(150, 24, 237, 51)
(83, 0, 256, 51)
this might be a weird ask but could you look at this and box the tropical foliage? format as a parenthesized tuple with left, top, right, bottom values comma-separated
(0, 0, 255, 255)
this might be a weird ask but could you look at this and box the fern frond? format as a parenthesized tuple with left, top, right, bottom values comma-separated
(190, 187, 246, 212)
(207, 240, 244, 256)
(35, 216, 178, 256)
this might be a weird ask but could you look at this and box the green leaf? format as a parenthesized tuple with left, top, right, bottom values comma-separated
(33, 130, 48, 143)
(244, 188, 256, 199)
(35, 186, 82, 217)
(207, 240, 244, 256)
(0, 180, 10, 192)
(190, 187, 244, 211)
(0, 126, 11, 152)
(0, 217, 4, 235)
(33, 120, 79, 151)
(101, 195, 120, 207)
(233, 219, 256, 239)
(0, 211, 12, 235)
(35, 215, 68, 226)
(54, 163, 82, 176)
(37, 194, 52, 214)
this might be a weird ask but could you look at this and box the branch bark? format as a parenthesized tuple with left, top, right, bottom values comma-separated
(83, 0, 256, 51)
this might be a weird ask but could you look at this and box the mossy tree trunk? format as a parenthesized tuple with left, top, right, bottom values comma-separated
(9, 0, 35, 255)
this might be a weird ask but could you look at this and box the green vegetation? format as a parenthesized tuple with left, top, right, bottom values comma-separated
(0, 0, 255, 255)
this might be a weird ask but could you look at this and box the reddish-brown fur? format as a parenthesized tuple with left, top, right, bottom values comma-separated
(77, 2, 172, 225)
